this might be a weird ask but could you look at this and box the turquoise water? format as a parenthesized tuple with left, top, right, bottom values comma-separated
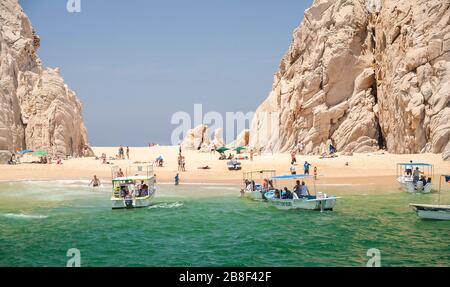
(0, 181, 449, 267)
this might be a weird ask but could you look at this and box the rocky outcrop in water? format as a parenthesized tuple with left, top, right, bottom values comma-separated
(250, 0, 450, 157)
(0, 0, 92, 162)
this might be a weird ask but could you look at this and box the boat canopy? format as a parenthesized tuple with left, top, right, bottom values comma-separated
(113, 175, 154, 182)
(397, 163, 433, 167)
(271, 174, 313, 180)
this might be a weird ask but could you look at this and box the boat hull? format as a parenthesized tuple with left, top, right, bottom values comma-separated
(242, 190, 265, 201)
(410, 204, 450, 220)
(111, 189, 155, 209)
(266, 197, 337, 211)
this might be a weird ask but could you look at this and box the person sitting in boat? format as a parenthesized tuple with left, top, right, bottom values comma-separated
(274, 190, 281, 199)
(426, 177, 432, 185)
(413, 167, 422, 185)
(139, 181, 149, 197)
(120, 185, 128, 197)
(282, 187, 293, 199)
(419, 175, 427, 186)
(293, 180, 301, 198)
(299, 181, 310, 198)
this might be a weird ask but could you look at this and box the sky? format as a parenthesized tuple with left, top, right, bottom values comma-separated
(19, 0, 313, 146)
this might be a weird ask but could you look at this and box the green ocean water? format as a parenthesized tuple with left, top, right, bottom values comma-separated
(0, 180, 449, 267)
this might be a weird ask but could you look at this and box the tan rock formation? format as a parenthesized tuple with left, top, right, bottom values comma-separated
(250, 0, 450, 157)
(180, 124, 209, 150)
(0, 0, 92, 161)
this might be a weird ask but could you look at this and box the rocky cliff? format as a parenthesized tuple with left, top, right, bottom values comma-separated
(0, 0, 92, 161)
(250, 0, 450, 158)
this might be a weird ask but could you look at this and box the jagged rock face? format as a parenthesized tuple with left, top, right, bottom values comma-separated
(250, 0, 450, 156)
(0, 0, 92, 160)
(374, 0, 450, 154)
(228, 129, 250, 148)
(180, 124, 210, 150)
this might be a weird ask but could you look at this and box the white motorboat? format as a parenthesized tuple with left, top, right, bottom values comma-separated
(264, 174, 339, 211)
(410, 175, 450, 220)
(240, 170, 276, 200)
(110, 164, 156, 209)
(396, 162, 433, 193)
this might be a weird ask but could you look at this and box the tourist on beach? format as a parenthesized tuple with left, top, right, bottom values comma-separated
(175, 173, 180, 185)
(89, 175, 101, 187)
(297, 141, 304, 154)
(177, 153, 182, 171)
(329, 144, 336, 154)
(117, 168, 125, 177)
(118, 146, 124, 159)
(406, 160, 413, 176)
(181, 156, 186, 172)
(291, 151, 297, 163)
(304, 161, 311, 175)
(126, 146, 130, 160)
(250, 148, 254, 161)
(413, 167, 422, 184)
(314, 166, 318, 180)
(290, 163, 296, 175)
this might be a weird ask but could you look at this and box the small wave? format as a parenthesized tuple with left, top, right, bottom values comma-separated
(148, 202, 184, 209)
(1, 213, 48, 219)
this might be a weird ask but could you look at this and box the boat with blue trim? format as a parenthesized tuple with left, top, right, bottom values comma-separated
(396, 162, 433, 193)
(410, 175, 450, 220)
(264, 174, 339, 211)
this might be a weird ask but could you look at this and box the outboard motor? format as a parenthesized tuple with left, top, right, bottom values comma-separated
(125, 196, 133, 209)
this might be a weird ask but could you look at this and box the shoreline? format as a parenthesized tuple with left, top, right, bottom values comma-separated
(1, 146, 449, 191)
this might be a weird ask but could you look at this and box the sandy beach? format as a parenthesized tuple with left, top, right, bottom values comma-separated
(1, 146, 449, 190)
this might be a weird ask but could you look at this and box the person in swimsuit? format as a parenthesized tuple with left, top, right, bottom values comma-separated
(89, 175, 101, 187)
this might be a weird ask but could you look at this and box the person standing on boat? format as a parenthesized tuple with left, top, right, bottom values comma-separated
(406, 160, 413, 176)
(290, 163, 296, 175)
(304, 161, 311, 175)
(89, 175, 101, 187)
(175, 173, 180, 185)
(293, 180, 301, 198)
(413, 167, 422, 185)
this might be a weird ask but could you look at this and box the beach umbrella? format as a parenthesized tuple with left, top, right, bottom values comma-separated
(216, 146, 230, 153)
(233, 146, 247, 152)
(18, 149, 33, 154)
(33, 150, 48, 156)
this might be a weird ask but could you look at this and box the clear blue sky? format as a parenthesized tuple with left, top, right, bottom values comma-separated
(19, 0, 312, 146)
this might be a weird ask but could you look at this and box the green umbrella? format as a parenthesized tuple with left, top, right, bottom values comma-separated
(216, 146, 230, 153)
(33, 150, 48, 156)
(233, 146, 247, 152)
